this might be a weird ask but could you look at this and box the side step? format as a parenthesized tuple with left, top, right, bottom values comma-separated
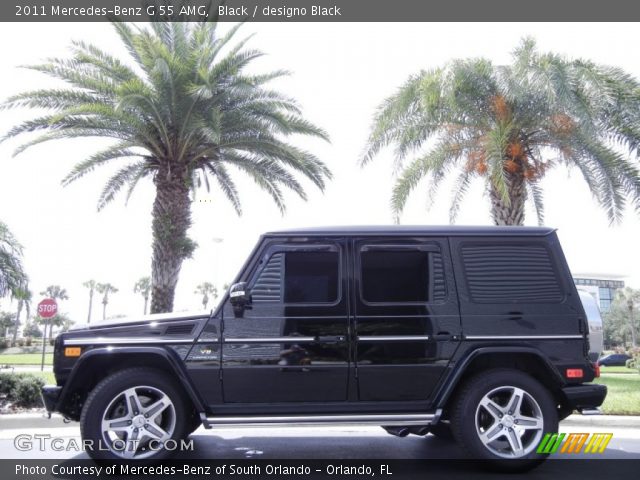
(200, 411, 442, 429)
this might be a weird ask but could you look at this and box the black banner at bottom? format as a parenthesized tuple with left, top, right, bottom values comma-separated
(4, 459, 640, 480)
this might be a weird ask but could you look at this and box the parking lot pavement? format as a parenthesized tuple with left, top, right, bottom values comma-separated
(1, 424, 639, 460)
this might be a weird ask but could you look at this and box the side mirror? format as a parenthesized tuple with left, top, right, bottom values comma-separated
(229, 282, 252, 318)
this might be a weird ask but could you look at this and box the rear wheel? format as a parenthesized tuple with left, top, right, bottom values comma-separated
(80, 367, 189, 460)
(450, 369, 557, 471)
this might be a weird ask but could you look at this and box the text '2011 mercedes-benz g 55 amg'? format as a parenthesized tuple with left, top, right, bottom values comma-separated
(41, 226, 606, 469)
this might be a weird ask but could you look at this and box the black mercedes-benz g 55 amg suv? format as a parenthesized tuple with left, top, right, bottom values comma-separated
(42, 226, 606, 468)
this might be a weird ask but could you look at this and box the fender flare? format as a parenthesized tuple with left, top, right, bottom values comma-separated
(432, 346, 565, 409)
(56, 346, 205, 417)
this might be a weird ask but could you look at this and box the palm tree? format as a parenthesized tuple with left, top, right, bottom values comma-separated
(0, 220, 27, 298)
(12, 283, 31, 345)
(362, 38, 640, 225)
(2, 21, 331, 314)
(133, 276, 151, 315)
(39, 285, 69, 340)
(195, 282, 218, 310)
(96, 283, 118, 321)
(82, 279, 98, 324)
(35, 312, 69, 339)
(614, 287, 640, 348)
(40, 285, 69, 302)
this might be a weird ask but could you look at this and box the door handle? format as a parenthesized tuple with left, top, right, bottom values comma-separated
(433, 332, 453, 341)
(315, 335, 345, 343)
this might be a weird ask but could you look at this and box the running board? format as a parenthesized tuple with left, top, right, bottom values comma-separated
(200, 411, 442, 429)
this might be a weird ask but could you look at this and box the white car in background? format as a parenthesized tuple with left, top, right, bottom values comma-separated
(578, 290, 604, 362)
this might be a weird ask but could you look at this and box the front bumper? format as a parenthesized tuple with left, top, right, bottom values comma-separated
(561, 383, 607, 412)
(41, 385, 62, 413)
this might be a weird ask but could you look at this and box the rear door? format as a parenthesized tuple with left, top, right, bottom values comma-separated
(352, 237, 461, 402)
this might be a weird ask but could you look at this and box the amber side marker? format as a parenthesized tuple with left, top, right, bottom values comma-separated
(64, 347, 81, 357)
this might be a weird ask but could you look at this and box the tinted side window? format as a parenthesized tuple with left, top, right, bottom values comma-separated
(284, 251, 339, 303)
(360, 248, 446, 303)
(461, 243, 563, 303)
(252, 250, 339, 304)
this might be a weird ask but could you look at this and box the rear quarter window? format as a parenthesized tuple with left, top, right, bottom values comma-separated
(461, 243, 563, 304)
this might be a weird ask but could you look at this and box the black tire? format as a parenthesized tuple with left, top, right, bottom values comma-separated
(449, 368, 558, 472)
(80, 367, 190, 461)
(429, 422, 455, 441)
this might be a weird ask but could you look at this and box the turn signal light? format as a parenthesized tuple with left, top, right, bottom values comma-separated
(594, 363, 601, 378)
(566, 368, 584, 378)
(64, 347, 81, 357)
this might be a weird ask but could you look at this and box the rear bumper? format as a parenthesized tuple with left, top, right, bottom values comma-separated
(40, 385, 62, 413)
(561, 384, 607, 412)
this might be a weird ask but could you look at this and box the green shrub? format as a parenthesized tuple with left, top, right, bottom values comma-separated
(0, 339, 8, 349)
(0, 373, 45, 408)
(10, 375, 44, 407)
(0, 372, 19, 394)
(626, 358, 637, 369)
(17, 338, 25, 347)
(25, 337, 32, 347)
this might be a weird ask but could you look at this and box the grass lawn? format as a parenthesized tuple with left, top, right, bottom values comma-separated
(594, 373, 640, 415)
(0, 353, 53, 365)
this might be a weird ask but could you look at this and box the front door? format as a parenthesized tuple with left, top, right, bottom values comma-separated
(352, 237, 461, 402)
(221, 238, 349, 404)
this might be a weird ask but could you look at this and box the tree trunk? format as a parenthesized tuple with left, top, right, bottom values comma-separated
(143, 296, 148, 315)
(630, 306, 637, 348)
(102, 301, 107, 321)
(150, 165, 194, 314)
(87, 289, 93, 324)
(12, 300, 23, 344)
(489, 172, 526, 226)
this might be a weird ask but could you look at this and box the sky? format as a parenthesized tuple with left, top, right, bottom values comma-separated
(0, 22, 639, 326)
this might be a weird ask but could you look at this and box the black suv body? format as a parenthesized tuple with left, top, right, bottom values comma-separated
(42, 226, 606, 467)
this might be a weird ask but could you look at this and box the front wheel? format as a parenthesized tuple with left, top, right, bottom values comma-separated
(80, 367, 189, 460)
(450, 369, 558, 471)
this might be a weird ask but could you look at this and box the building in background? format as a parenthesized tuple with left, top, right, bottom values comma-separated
(573, 274, 626, 312)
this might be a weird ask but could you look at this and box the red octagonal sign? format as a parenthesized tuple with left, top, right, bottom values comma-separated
(38, 298, 58, 319)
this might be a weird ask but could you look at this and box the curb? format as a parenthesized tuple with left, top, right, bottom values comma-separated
(1, 412, 640, 430)
(563, 414, 640, 428)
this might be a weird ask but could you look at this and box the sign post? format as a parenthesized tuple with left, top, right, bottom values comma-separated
(38, 298, 58, 372)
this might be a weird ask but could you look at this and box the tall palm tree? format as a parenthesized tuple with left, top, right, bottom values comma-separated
(133, 276, 151, 315)
(2, 21, 331, 313)
(363, 38, 640, 225)
(195, 282, 217, 310)
(40, 285, 69, 302)
(0, 220, 27, 298)
(82, 279, 98, 324)
(12, 283, 31, 345)
(96, 283, 118, 321)
(39, 285, 69, 340)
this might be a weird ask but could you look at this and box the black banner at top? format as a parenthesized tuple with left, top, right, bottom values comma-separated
(4, 0, 640, 22)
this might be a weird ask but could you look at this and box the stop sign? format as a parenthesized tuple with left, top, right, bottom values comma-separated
(38, 298, 58, 319)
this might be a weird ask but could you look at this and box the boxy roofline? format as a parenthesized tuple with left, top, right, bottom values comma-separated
(265, 225, 556, 237)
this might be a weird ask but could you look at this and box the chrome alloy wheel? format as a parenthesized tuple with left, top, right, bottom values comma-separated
(101, 385, 176, 459)
(474, 385, 544, 458)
